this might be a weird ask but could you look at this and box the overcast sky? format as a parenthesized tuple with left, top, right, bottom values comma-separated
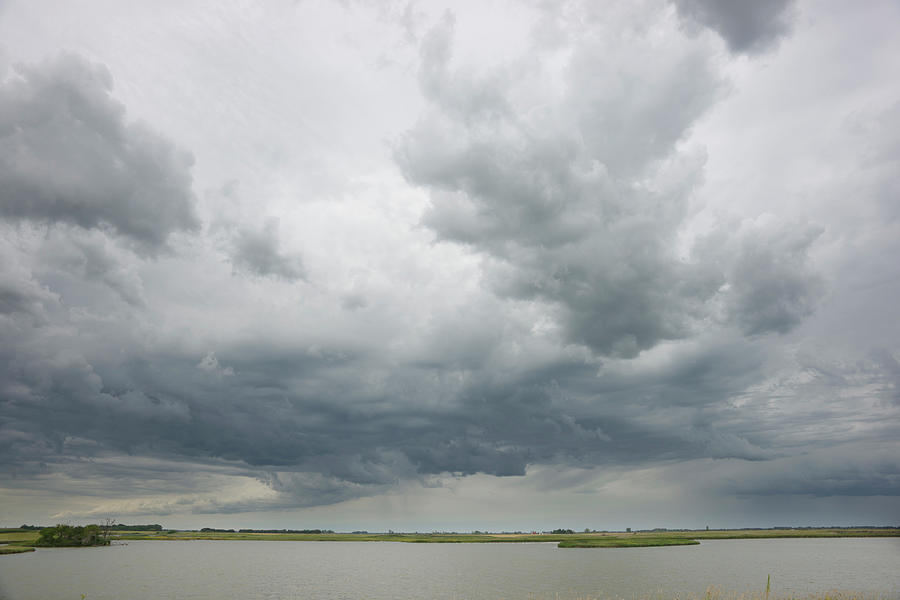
(1, 0, 898, 532)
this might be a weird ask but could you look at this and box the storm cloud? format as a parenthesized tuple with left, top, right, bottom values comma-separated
(0, 0, 897, 529)
(673, 0, 797, 54)
(398, 7, 823, 356)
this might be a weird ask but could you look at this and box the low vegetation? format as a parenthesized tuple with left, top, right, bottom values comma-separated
(0, 545, 34, 555)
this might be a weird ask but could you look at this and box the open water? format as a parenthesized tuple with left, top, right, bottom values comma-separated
(1, 537, 899, 600)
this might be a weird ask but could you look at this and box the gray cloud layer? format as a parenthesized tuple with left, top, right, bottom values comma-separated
(0, 1, 897, 525)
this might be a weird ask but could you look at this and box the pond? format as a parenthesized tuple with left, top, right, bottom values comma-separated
(1, 538, 899, 599)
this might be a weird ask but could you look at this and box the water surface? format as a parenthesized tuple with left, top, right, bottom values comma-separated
(1, 538, 898, 600)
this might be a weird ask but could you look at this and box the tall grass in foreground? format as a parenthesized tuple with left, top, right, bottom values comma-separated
(498, 582, 890, 600)
(698, 588, 888, 600)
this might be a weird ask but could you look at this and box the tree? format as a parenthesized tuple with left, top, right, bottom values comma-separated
(102, 518, 116, 542)
(35, 524, 111, 547)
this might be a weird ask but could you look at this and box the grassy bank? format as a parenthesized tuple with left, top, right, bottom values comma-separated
(0, 546, 35, 555)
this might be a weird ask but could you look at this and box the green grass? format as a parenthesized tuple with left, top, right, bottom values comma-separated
(0, 531, 39, 544)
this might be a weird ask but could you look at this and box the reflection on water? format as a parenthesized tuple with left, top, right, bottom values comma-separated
(1, 538, 899, 600)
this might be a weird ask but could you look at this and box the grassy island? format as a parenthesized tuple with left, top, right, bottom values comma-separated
(558, 536, 700, 548)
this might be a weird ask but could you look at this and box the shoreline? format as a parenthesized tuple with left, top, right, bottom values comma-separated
(4, 527, 898, 553)
(110, 527, 900, 549)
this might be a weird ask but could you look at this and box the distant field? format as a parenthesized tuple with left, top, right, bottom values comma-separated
(104, 527, 899, 549)
(665, 528, 900, 540)
(0, 531, 39, 544)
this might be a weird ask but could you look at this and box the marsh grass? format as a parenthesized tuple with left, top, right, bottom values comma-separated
(0, 546, 35, 555)
(0, 531, 39, 555)
(557, 537, 700, 548)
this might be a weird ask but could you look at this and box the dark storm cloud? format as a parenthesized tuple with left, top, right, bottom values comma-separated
(229, 218, 305, 282)
(1, 2, 897, 523)
(0, 54, 199, 252)
(1, 7, 839, 515)
(673, 0, 797, 54)
(0, 284, 784, 509)
(2, 267, 896, 512)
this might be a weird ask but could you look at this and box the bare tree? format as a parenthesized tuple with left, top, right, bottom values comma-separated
(101, 517, 117, 541)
